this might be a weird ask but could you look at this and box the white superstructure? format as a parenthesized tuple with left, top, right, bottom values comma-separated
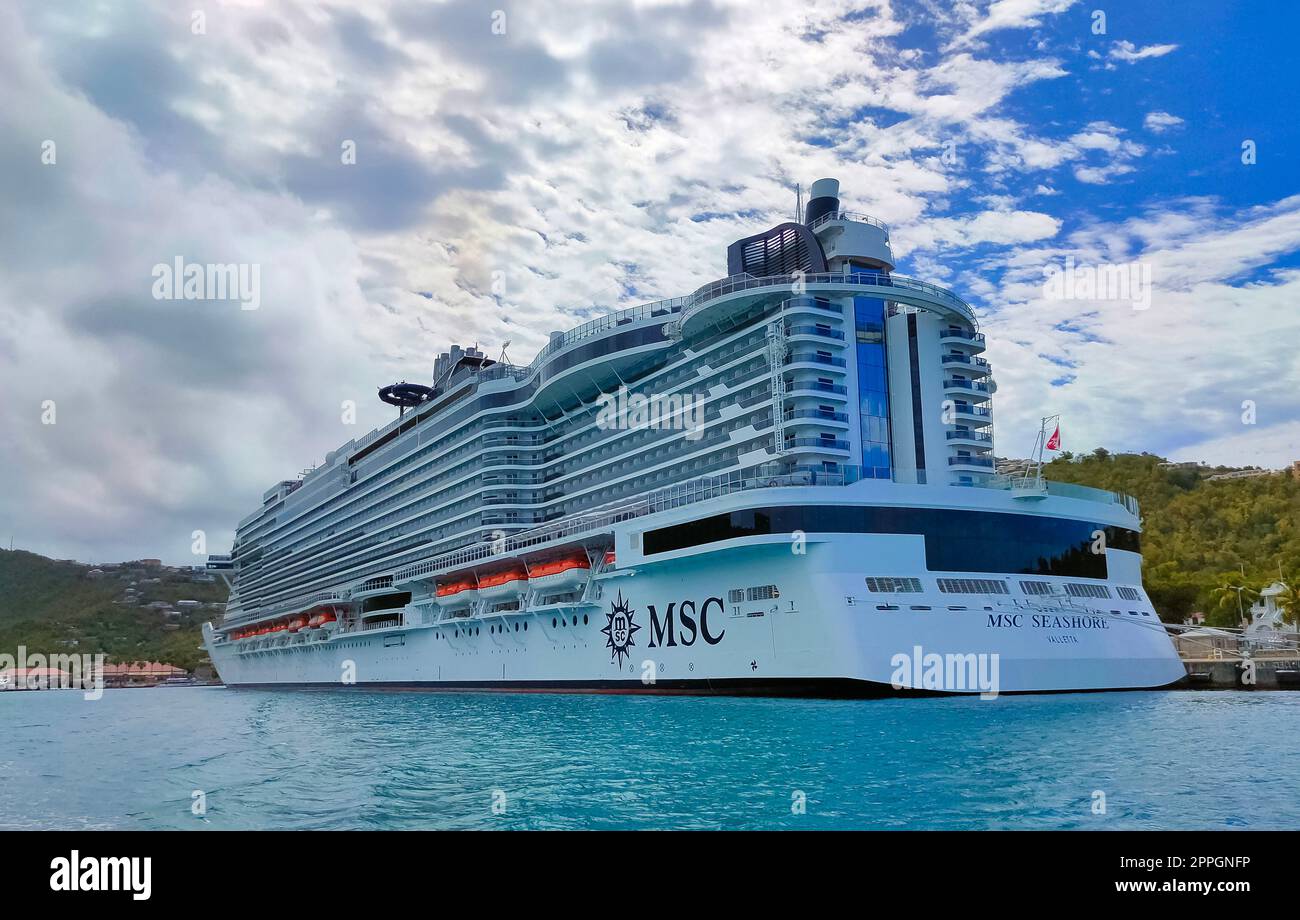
(203, 179, 1183, 695)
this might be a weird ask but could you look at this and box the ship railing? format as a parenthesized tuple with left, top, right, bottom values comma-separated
(806, 210, 890, 233)
(981, 475, 1139, 515)
(390, 466, 861, 585)
(222, 590, 346, 626)
(679, 271, 975, 329)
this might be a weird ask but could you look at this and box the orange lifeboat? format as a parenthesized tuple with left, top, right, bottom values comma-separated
(478, 565, 529, 599)
(436, 576, 479, 606)
(307, 608, 339, 629)
(287, 615, 309, 633)
(528, 555, 591, 589)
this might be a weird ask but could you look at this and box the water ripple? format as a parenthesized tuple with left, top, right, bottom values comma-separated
(1, 686, 1297, 829)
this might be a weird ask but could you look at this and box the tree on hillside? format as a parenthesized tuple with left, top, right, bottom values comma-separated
(1278, 580, 1300, 628)
(1210, 575, 1253, 627)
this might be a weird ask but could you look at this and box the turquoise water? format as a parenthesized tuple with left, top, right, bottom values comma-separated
(2, 687, 1296, 830)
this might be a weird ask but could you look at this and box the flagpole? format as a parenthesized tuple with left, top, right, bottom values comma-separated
(1029, 414, 1060, 487)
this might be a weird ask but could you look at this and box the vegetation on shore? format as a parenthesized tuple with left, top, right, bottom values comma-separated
(0, 550, 224, 673)
(1042, 451, 1300, 626)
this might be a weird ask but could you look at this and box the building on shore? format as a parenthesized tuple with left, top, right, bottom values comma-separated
(101, 661, 189, 687)
(2, 661, 190, 690)
(1205, 468, 1274, 482)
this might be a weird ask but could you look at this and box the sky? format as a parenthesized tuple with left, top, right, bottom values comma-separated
(2, 0, 1298, 565)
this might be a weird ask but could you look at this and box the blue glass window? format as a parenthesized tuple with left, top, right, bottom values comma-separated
(852, 289, 891, 479)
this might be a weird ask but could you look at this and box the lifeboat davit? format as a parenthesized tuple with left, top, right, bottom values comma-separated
(477, 566, 529, 600)
(436, 576, 479, 606)
(528, 555, 591, 590)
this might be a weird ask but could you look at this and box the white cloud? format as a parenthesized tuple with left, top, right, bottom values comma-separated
(1144, 111, 1184, 133)
(0, 0, 1292, 563)
(979, 199, 1300, 462)
(1168, 422, 1300, 471)
(953, 0, 1080, 46)
(1109, 40, 1179, 63)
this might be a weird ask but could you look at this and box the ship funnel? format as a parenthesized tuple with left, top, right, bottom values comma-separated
(805, 177, 840, 225)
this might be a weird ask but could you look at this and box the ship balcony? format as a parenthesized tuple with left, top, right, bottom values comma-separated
(787, 379, 848, 400)
(481, 473, 540, 486)
(946, 429, 994, 447)
(784, 408, 850, 429)
(939, 329, 986, 351)
(786, 353, 847, 369)
(948, 454, 995, 470)
(782, 296, 844, 319)
(785, 325, 846, 345)
(941, 353, 991, 376)
(481, 418, 550, 433)
(946, 454, 993, 470)
(481, 494, 536, 505)
(784, 436, 851, 453)
(951, 403, 993, 426)
(943, 377, 992, 400)
(482, 436, 542, 448)
(481, 515, 542, 527)
(482, 456, 547, 468)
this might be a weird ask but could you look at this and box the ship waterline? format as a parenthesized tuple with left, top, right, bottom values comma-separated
(203, 178, 1184, 695)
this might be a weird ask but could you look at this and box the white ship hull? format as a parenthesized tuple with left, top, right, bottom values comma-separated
(204, 486, 1185, 696)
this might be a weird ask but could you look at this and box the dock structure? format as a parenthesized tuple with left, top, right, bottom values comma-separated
(1180, 655, 1300, 690)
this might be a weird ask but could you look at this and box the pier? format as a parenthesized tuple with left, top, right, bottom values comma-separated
(1180, 655, 1300, 690)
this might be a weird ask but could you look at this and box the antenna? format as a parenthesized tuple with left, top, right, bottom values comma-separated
(498, 340, 512, 366)
(795, 183, 803, 223)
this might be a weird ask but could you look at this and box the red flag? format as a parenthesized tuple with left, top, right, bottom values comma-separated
(1046, 424, 1061, 451)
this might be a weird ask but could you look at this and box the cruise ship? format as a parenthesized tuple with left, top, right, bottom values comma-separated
(202, 179, 1184, 695)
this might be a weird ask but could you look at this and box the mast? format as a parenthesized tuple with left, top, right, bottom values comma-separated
(1024, 413, 1059, 488)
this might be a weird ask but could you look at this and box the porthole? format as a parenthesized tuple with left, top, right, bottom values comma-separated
(583, 615, 588, 625)
(552, 618, 557, 628)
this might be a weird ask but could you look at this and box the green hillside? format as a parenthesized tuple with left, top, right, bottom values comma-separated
(1042, 451, 1300, 626)
(0, 550, 226, 672)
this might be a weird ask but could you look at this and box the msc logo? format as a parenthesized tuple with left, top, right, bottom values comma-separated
(646, 597, 725, 648)
(602, 591, 640, 666)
